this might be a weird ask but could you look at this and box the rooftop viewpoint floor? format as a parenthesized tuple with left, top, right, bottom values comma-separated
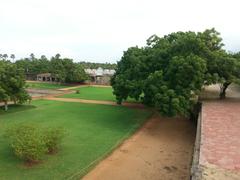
(198, 85, 240, 179)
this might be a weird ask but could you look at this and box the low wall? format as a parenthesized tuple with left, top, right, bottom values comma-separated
(190, 106, 202, 180)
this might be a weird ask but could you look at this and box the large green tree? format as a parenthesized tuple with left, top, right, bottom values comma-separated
(50, 55, 87, 83)
(111, 28, 239, 116)
(0, 60, 31, 111)
(212, 52, 240, 98)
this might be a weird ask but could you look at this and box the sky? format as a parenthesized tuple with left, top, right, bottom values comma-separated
(0, 0, 239, 63)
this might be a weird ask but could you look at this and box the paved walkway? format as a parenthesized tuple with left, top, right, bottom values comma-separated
(197, 85, 240, 179)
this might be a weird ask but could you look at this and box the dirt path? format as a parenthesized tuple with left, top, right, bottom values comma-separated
(58, 84, 111, 91)
(83, 114, 195, 180)
(43, 97, 145, 108)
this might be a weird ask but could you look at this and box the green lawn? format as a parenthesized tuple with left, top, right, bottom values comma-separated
(0, 100, 151, 179)
(60, 86, 138, 102)
(26, 82, 69, 90)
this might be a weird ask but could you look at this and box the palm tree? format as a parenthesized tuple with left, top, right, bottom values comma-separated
(2, 54, 8, 60)
(10, 54, 15, 62)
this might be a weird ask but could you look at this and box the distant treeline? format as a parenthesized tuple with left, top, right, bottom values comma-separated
(0, 53, 117, 82)
(79, 61, 117, 69)
(0, 54, 81, 83)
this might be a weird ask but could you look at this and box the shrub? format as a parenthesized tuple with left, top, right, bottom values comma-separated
(5, 124, 47, 163)
(43, 127, 65, 154)
(76, 90, 80, 94)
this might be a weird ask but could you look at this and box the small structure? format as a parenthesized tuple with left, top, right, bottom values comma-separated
(37, 73, 58, 82)
(25, 73, 37, 81)
(85, 67, 115, 85)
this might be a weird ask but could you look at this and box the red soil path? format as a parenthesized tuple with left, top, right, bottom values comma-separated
(83, 114, 195, 180)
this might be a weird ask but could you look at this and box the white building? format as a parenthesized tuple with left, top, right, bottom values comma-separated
(84, 67, 115, 85)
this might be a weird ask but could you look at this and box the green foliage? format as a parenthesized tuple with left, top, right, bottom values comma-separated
(0, 60, 31, 110)
(26, 82, 68, 89)
(49, 56, 87, 83)
(43, 127, 66, 153)
(5, 123, 66, 163)
(60, 86, 137, 102)
(5, 124, 47, 163)
(79, 61, 117, 69)
(14, 53, 88, 83)
(112, 28, 238, 116)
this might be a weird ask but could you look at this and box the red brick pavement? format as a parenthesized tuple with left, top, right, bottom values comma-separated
(200, 100, 240, 171)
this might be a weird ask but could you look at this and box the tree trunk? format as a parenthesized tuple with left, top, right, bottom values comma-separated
(219, 82, 231, 99)
(4, 101, 8, 111)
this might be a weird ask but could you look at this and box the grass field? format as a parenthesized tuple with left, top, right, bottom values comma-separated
(60, 86, 138, 102)
(26, 82, 69, 90)
(0, 100, 151, 179)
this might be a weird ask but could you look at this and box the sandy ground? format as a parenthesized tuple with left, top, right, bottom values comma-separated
(83, 114, 195, 180)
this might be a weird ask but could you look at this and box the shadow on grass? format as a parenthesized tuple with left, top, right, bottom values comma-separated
(0, 104, 37, 115)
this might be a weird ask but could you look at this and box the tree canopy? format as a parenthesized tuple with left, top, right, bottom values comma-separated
(14, 54, 88, 83)
(0, 60, 31, 111)
(111, 28, 240, 116)
(78, 61, 117, 69)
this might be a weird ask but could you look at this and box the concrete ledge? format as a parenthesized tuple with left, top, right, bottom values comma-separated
(191, 106, 202, 180)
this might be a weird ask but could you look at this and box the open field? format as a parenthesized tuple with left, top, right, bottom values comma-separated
(26, 82, 70, 90)
(0, 100, 151, 179)
(59, 86, 138, 102)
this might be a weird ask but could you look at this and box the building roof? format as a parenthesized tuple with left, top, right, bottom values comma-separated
(84, 67, 115, 76)
(37, 73, 52, 77)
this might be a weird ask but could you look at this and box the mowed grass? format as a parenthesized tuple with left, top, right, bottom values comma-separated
(0, 100, 151, 179)
(60, 86, 137, 102)
(26, 82, 69, 90)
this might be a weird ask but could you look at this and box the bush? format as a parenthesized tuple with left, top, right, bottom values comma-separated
(43, 127, 65, 154)
(4, 124, 66, 164)
(5, 124, 47, 163)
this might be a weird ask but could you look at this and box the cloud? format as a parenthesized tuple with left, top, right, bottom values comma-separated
(0, 0, 239, 62)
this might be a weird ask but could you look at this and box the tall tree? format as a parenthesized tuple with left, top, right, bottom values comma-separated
(0, 60, 31, 110)
(10, 54, 15, 62)
(111, 28, 239, 116)
(2, 54, 8, 60)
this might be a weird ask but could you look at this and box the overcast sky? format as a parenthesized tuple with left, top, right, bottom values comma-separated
(0, 0, 239, 63)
